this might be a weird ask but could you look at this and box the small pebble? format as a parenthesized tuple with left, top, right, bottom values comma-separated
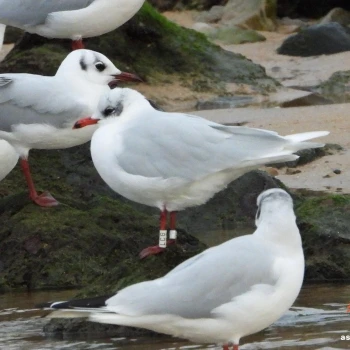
(333, 169, 341, 174)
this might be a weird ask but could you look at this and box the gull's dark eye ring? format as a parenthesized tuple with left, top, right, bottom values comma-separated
(95, 61, 106, 72)
(104, 107, 115, 116)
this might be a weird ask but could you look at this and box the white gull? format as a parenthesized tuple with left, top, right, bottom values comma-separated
(73, 87, 328, 257)
(0, 0, 145, 50)
(44, 188, 305, 350)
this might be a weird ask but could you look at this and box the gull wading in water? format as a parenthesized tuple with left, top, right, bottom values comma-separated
(0, 0, 145, 50)
(0, 50, 140, 207)
(0, 140, 18, 181)
(40, 188, 305, 350)
(73, 88, 329, 258)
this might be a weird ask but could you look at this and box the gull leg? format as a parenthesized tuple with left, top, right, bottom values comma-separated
(233, 345, 239, 350)
(223, 345, 229, 350)
(139, 209, 175, 259)
(71, 39, 85, 50)
(20, 158, 59, 207)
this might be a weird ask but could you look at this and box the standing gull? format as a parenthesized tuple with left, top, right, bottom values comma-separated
(41, 188, 305, 350)
(0, 0, 145, 50)
(0, 50, 140, 207)
(74, 88, 328, 258)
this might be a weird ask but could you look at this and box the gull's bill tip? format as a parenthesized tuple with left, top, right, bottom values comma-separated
(73, 117, 99, 129)
(109, 72, 143, 88)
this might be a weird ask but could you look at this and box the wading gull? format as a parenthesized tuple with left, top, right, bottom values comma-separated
(40, 188, 305, 350)
(0, 0, 145, 50)
(73, 88, 328, 258)
(0, 50, 140, 207)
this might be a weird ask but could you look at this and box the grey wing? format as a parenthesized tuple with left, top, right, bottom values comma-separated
(0, 74, 87, 131)
(106, 237, 277, 318)
(117, 111, 289, 180)
(0, 0, 95, 27)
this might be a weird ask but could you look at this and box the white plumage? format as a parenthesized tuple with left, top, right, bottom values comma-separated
(84, 189, 305, 349)
(0, 140, 18, 181)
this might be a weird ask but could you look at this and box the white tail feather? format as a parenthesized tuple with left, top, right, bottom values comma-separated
(284, 131, 329, 142)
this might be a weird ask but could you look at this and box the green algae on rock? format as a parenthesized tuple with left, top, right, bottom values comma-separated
(295, 192, 350, 281)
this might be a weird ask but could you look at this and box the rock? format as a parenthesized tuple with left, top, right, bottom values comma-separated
(221, 0, 277, 31)
(207, 26, 266, 44)
(192, 22, 216, 35)
(196, 95, 256, 109)
(333, 169, 341, 174)
(296, 192, 350, 281)
(148, 0, 227, 11)
(277, 22, 350, 57)
(277, 0, 350, 19)
(3, 26, 23, 44)
(315, 70, 350, 103)
(195, 5, 225, 23)
(286, 168, 301, 175)
(0, 3, 277, 97)
(320, 7, 350, 26)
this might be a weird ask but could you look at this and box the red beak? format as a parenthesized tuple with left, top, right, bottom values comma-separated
(73, 117, 99, 129)
(109, 72, 142, 88)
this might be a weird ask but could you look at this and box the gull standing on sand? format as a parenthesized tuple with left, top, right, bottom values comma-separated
(74, 88, 328, 258)
(42, 188, 305, 350)
(0, 49, 140, 207)
(0, 0, 145, 50)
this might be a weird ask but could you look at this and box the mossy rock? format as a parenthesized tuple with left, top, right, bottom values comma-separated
(295, 193, 350, 281)
(0, 2, 277, 94)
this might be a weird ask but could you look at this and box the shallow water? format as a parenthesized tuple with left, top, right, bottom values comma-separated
(0, 284, 349, 350)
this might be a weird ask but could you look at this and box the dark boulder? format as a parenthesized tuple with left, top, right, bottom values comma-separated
(277, 22, 350, 56)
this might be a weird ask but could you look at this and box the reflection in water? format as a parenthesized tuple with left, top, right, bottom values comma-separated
(0, 284, 349, 350)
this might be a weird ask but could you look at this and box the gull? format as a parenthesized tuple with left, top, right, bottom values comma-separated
(0, 140, 18, 181)
(41, 188, 305, 350)
(0, 49, 140, 207)
(0, 0, 145, 50)
(73, 88, 329, 258)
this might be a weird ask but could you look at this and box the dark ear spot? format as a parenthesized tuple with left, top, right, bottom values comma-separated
(114, 101, 123, 116)
(80, 58, 87, 71)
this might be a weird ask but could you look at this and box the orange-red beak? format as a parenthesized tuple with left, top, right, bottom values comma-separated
(73, 117, 100, 129)
(109, 72, 142, 88)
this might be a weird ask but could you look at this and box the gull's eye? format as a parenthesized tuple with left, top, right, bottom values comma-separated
(103, 107, 115, 117)
(95, 61, 106, 72)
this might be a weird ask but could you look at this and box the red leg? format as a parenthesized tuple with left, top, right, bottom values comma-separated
(139, 209, 177, 259)
(71, 39, 84, 50)
(223, 345, 229, 350)
(233, 345, 239, 350)
(169, 211, 177, 240)
(20, 159, 59, 207)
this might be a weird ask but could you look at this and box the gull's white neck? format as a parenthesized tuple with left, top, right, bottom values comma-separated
(255, 205, 301, 249)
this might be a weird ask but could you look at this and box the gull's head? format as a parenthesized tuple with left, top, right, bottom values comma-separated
(255, 188, 294, 227)
(73, 88, 147, 129)
(56, 49, 141, 86)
